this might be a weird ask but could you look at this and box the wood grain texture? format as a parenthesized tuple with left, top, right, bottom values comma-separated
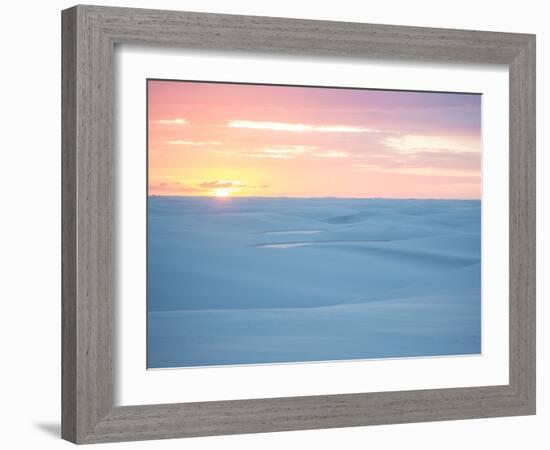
(61, 4, 536, 444)
(62, 5, 114, 442)
(508, 36, 536, 408)
(61, 7, 77, 443)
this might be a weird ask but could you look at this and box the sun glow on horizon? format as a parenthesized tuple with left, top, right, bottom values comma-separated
(214, 189, 231, 197)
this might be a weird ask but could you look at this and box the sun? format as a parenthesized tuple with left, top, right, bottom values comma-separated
(214, 188, 231, 197)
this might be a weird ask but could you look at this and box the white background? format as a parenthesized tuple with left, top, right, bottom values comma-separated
(117, 48, 509, 405)
(0, 1, 546, 449)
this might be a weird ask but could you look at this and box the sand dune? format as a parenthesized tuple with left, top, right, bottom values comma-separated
(260, 229, 323, 235)
(147, 197, 481, 368)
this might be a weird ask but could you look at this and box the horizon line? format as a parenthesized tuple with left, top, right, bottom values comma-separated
(148, 194, 481, 201)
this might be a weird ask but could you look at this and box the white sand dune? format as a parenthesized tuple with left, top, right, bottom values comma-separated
(256, 239, 391, 248)
(147, 197, 481, 368)
(256, 242, 313, 248)
(260, 229, 323, 235)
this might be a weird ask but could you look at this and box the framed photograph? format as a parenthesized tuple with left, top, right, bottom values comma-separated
(61, 5, 536, 444)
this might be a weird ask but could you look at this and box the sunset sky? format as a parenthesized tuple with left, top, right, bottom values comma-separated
(148, 80, 481, 199)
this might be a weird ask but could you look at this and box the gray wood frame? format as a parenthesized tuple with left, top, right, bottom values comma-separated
(62, 4, 536, 444)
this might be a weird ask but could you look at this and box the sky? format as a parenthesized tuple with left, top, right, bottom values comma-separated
(148, 80, 481, 199)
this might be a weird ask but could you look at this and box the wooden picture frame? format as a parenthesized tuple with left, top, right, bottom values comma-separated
(61, 5, 536, 444)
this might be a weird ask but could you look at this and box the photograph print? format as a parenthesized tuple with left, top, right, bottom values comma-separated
(147, 79, 481, 369)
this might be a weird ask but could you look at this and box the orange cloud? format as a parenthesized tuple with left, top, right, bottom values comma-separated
(167, 140, 222, 146)
(198, 180, 244, 189)
(153, 118, 188, 125)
